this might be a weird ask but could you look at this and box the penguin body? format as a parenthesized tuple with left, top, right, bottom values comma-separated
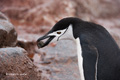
(37, 17, 120, 80)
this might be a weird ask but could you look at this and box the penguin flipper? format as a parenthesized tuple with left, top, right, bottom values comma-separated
(82, 44, 98, 80)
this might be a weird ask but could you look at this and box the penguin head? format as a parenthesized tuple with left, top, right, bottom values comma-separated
(37, 17, 80, 48)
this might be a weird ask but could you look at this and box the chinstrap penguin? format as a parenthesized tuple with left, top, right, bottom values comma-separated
(37, 17, 120, 80)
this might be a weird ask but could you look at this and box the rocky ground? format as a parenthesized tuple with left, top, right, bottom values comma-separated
(0, 12, 40, 80)
(0, 0, 120, 80)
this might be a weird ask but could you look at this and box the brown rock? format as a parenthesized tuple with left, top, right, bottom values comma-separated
(0, 12, 17, 48)
(0, 47, 40, 80)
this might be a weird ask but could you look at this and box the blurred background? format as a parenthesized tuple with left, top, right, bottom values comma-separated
(0, 0, 120, 80)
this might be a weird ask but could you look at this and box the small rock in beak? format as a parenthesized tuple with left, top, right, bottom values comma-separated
(37, 41, 44, 48)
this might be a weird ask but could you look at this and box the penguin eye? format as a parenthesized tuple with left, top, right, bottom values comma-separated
(57, 32, 61, 34)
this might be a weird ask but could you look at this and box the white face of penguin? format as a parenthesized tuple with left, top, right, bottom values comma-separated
(48, 24, 75, 43)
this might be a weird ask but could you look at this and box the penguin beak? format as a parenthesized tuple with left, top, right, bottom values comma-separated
(37, 34, 55, 48)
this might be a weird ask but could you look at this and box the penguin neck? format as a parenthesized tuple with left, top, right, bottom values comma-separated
(75, 38, 85, 80)
(59, 24, 85, 80)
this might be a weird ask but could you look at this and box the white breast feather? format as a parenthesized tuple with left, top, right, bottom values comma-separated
(76, 38, 85, 80)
